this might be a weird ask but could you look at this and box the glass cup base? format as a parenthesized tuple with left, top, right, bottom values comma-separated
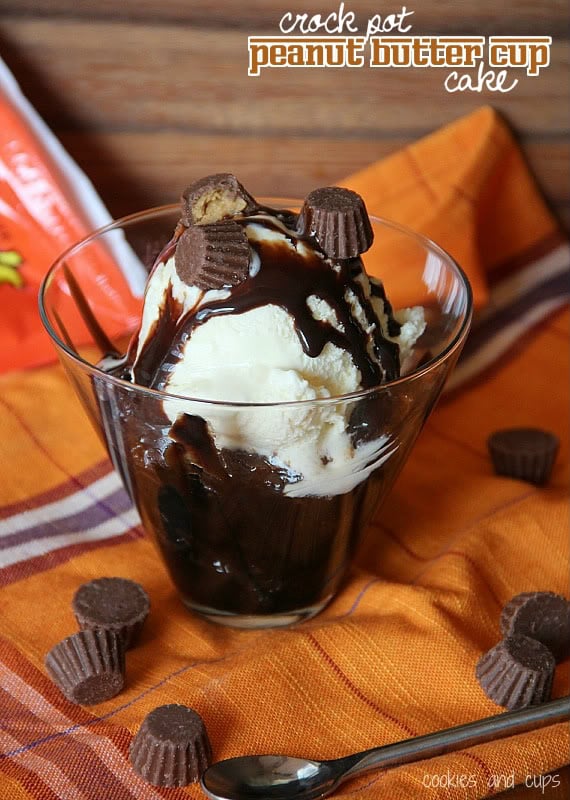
(183, 596, 334, 629)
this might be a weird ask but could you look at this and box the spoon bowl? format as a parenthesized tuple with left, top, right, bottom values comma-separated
(202, 755, 338, 800)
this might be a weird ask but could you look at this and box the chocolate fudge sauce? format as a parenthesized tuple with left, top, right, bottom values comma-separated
(133, 212, 400, 391)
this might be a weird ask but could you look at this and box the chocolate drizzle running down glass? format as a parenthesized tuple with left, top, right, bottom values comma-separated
(39, 177, 473, 628)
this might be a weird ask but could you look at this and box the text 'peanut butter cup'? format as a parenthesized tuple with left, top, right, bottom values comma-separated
(487, 427, 559, 485)
(475, 635, 555, 710)
(175, 221, 251, 290)
(501, 591, 570, 663)
(297, 187, 374, 259)
(182, 173, 257, 225)
(129, 704, 212, 787)
(72, 577, 150, 649)
(45, 629, 125, 705)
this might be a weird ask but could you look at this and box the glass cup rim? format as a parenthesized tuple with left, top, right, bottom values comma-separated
(38, 201, 473, 409)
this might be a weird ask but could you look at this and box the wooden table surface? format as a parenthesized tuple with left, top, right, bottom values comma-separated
(0, 0, 568, 228)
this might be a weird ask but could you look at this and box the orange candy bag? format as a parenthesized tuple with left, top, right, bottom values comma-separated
(0, 57, 146, 373)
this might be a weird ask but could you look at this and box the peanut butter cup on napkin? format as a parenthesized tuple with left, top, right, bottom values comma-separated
(72, 577, 150, 649)
(129, 704, 212, 787)
(501, 591, 570, 662)
(476, 635, 555, 710)
(487, 427, 559, 485)
(45, 629, 125, 705)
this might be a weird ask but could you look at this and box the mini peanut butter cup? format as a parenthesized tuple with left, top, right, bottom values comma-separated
(297, 187, 374, 259)
(129, 704, 212, 787)
(501, 591, 570, 663)
(181, 173, 257, 225)
(72, 577, 150, 649)
(487, 427, 559, 486)
(475, 635, 555, 710)
(45, 629, 125, 705)
(175, 221, 250, 290)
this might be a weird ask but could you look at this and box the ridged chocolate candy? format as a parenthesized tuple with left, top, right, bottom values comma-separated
(175, 221, 250, 290)
(487, 427, 559, 485)
(45, 629, 125, 705)
(72, 577, 150, 649)
(475, 635, 555, 710)
(181, 173, 257, 225)
(297, 187, 374, 259)
(501, 591, 570, 662)
(129, 704, 212, 786)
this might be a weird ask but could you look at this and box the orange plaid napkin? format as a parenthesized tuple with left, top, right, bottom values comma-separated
(0, 107, 569, 799)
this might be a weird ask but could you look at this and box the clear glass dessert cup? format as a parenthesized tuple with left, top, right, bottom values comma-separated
(39, 202, 473, 629)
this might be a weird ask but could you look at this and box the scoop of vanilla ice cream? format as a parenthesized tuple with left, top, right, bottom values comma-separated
(166, 304, 360, 403)
(163, 298, 365, 494)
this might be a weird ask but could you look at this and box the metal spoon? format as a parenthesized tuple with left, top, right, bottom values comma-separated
(201, 695, 570, 800)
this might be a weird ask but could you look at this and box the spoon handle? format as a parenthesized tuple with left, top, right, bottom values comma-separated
(342, 695, 570, 780)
